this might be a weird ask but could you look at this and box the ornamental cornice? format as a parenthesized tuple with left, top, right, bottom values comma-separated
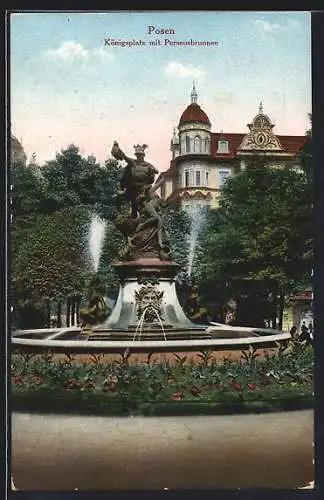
(238, 110, 284, 152)
(178, 122, 211, 132)
(176, 189, 213, 200)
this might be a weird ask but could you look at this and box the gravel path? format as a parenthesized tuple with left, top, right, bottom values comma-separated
(12, 409, 314, 490)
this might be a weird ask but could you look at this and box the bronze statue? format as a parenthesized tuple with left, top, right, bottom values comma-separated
(111, 142, 171, 261)
(79, 277, 109, 328)
(185, 285, 209, 324)
(112, 142, 158, 218)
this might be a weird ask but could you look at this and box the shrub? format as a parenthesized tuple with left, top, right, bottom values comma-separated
(11, 345, 314, 416)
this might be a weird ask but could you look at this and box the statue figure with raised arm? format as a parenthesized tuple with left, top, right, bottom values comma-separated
(111, 141, 171, 261)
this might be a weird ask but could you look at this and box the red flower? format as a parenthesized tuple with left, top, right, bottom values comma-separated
(191, 386, 201, 396)
(170, 391, 183, 400)
(247, 383, 257, 391)
(64, 379, 81, 389)
(230, 381, 241, 390)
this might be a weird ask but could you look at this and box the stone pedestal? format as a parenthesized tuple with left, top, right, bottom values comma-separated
(89, 258, 210, 341)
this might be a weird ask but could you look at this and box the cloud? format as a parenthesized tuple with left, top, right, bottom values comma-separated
(44, 42, 115, 63)
(44, 42, 116, 65)
(253, 18, 300, 34)
(45, 41, 89, 60)
(165, 61, 206, 79)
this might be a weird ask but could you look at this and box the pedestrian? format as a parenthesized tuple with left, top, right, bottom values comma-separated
(300, 322, 312, 345)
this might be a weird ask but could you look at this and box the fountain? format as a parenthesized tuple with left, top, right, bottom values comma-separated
(88, 213, 106, 272)
(11, 141, 291, 353)
(187, 205, 207, 279)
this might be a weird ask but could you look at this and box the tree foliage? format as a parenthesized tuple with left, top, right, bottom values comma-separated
(12, 206, 91, 301)
(162, 206, 191, 282)
(11, 161, 48, 217)
(11, 144, 126, 303)
(40, 144, 123, 217)
(95, 220, 125, 299)
(198, 159, 312, 295)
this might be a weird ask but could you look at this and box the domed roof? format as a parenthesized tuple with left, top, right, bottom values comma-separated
(178, 84, 211, 127)
(179, 103, 211, 126)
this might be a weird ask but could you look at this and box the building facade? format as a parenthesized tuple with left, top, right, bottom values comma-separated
(154, 86, 307, 213)
(11, 135, 27, 166)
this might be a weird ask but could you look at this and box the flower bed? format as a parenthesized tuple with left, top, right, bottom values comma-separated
(11, 343, 314, 416)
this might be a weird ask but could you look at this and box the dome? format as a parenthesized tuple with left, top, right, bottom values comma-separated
(179, 103, 211, 126)
(178, 84, 211, 127)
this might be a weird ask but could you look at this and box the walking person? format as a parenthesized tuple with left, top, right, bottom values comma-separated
(299, 321, 312, 345)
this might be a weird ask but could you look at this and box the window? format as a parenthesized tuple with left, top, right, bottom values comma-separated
(194, 136, 201, 153)
(184, 171, 189, 187)
(205, 172, 209, 186)
(181, 137, 186, 155)
(217, 140, 229, 154)
(219, 169, 231, 187)
(204, 137, 210, 153)
(195, 171, 201, 186)
(186, 136, 191, 153)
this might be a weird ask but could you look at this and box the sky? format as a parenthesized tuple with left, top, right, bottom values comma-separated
(10, 10, 311, 173)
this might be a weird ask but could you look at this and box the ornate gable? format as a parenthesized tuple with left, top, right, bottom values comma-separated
(238, 103, 284, 152)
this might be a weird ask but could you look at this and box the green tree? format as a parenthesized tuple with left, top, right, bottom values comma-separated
(41, 144, 95, 213)
(12, 206, 92, 302)
(92, 157, 125, 221)
(11, 144, 126, 304)
(41, 144, 124, 218)
(298, 114, 312, 183)
(198, 159, 312, 323)
(162, 206, 191, 282)
(11, 160, 48, 217)
(95, 221, 124, 299)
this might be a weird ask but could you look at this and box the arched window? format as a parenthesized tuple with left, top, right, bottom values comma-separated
(204, 137, 210, 153)
(186, 135, 191, 153)
(181, 137, 186, 155)
(217, 140, 229, 153)
(194, 135, 201, 153)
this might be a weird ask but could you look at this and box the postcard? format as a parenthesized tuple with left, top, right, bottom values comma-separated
(9, 10, 314, 493)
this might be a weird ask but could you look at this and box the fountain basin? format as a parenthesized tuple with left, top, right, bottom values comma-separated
(11, 329, 290, 354)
